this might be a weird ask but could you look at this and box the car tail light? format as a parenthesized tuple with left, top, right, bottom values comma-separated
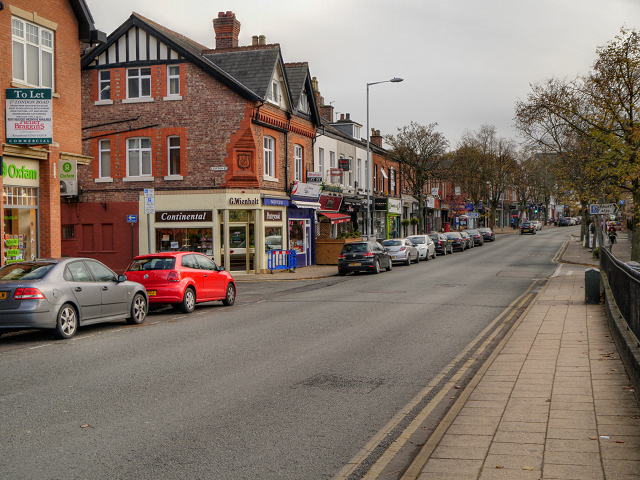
(338, 254, 346, 259)
(14, 287, 45, 300)
(398, 246, 406, 251)
(363, 252, 374, 258)
(167, 271, 180, 282)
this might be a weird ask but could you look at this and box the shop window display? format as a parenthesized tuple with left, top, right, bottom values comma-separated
(289, 220, 305, 253)
(265, 226, 283, 251)
(3, 187, 38, 264)
(156, 228, 213, 255)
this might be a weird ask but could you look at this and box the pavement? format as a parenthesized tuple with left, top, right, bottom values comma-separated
(237, 227, 640, 479)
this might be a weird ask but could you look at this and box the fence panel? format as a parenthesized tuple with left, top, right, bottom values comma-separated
(600, 247, 640, 339)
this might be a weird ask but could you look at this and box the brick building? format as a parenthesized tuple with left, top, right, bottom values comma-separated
(66, 11, 320, 273)
(1, 0, 104, 266)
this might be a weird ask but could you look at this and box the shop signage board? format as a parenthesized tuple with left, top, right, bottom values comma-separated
(329, 168, 342, 177)
(155, 210, 213, 222)
(2, 157, 39, 187)
(431, 187, 439, 196)
(291, 182, 321, 200)
(263, 197, 289, 207)
(6, 88, 53, 144)
(589, 203, 618, 215)
(319, 193, 343, 212)
(338, 158, 350, 171)
(426, 195, 435, 209)
(306, 172, 322, 184)
(374, 197, 388, 211)
(59, 159, 77, 196)
(264, 210, 283, 221)
(388, 198, 402, 214)
(467, 212, 480, 218)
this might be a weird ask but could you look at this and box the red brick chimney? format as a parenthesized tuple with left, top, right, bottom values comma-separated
(370, 128, 383, 147)
(213, 11, 240, 49)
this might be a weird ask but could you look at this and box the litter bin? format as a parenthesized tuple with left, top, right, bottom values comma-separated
(584, 268, 600, 304)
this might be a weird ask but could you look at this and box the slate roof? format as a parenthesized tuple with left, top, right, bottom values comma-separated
(284, 63, 308, 110)
(204, 47, 281, 100)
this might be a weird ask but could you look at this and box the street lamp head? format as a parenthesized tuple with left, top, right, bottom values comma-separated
(390, 77, 404, 83)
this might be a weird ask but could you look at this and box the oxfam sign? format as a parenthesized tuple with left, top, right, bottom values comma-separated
(1, 158, 39, 187)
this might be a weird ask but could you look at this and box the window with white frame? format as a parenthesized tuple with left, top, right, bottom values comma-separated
(268, 81, 280, 104)
(318, 148, 325, 180)
(357, 158, 362, 189)
(348, 157, 354, 186)
(330, 151, 336, 169)
(168, 136, 180, 176)
(167, 65, 180, 96)
(127, 67, 151, 99)
(263, 136, 275, 178)
(298, 91, 310, 114)
(293, 144, 303, 181)
(99, 139, 111, 178)
(99, 70, 110, 100)
(127, 138, 152, 177)
(12, 17, 54, 88)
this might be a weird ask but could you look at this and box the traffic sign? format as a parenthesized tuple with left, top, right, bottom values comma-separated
(467, 212, 480, 218)
(127, 214, 138, 223)
(144, 188, 155, 214)
(589, 203, 617, 215)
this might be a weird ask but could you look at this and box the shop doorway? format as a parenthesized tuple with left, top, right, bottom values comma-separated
(221, 210, 255, 272)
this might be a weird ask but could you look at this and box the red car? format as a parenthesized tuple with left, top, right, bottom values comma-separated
(125, 252, 236, 313)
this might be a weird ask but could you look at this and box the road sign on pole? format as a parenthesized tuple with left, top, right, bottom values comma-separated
(144, 189, 155, 214)
(589, 203, 617, 215)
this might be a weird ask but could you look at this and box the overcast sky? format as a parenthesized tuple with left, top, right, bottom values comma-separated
(85, 0, 640, 148)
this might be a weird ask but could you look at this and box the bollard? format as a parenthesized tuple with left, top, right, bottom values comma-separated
(585, 268, 600, 304)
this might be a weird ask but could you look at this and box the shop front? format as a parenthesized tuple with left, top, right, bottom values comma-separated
(141, 191, 287, 274)
(340, 196, 362, 233)
(288, 182, 321, 268)
(2, 157, 39, 264)
(373, 197, 388, 239)
(387, 198, 401, 239)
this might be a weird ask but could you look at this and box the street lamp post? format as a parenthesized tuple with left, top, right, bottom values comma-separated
(366, 77, 403, 240)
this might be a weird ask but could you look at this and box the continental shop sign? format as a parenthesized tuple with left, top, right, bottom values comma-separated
(1, 157, 39, 187)
(155, 210, 213, 222)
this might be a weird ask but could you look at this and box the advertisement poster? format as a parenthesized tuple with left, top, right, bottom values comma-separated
(6, 88, 53, 144)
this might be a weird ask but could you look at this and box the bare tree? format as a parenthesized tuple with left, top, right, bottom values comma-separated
(385, 122, 449, 234)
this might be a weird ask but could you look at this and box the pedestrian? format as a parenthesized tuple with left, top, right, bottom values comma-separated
(608, 224, 617, 251)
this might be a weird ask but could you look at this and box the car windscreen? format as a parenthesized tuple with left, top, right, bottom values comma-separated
(127, 257, 176, 271)
(428, 234, 439, 240)
(467, 230, 479, 235)
(382, 240, 403, 246)
(0, 263, 55, 280)
(341, 243, 369, 253)
(408, 236, 426, 244)
(445, 233, 461, 238)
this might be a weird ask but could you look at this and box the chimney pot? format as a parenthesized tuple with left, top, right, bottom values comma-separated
(213, 11, 241, 49)
(340, 114, 345, 120)
(259, 35, 266, 45)
(346, 113, 350, 120)
(252, 35, 258, 46)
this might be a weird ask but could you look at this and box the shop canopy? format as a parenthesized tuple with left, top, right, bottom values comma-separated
(292, 200, 322, 209)
(318, 212, 351, 224)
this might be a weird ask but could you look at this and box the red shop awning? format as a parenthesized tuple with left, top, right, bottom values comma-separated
(318, 212, 351, 224)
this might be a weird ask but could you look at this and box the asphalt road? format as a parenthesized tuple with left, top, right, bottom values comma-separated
(0, 226, 575, 480)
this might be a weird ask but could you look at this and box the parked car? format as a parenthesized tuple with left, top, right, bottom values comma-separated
(0, 258, 148, 339)
(407, 235, 437, 261)
(382, 238, 420, 265)
(478, 227, 495, 242)
(125, 252, 236, 313)
(338, 241, 392, 275)
(444, 232, 466, 252)
(520, 222, 536, 234)
(558, 217, 569, 226)
(530, 220, 542, 231)
(429, 233, 454, 255)
(465, 229, 485, 246)
(460, 231, 474, 249)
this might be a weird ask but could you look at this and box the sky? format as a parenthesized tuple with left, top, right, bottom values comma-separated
(84, 0, 640, 149)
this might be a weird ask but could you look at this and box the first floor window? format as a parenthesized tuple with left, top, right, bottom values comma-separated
(99, 70, 111, 100)
(168, 136, 180, 175)
(330, 151, 336, 169)
(264, 136, 275, 178)
(357, 158, 362, 189)
(294, 144, 303, 181)
(127, 137, 152, 177)
(99, 139, 110, 178)
(127, 67, 151, 98)
(12, 17, 54, 88)
(168, 65, 180, 96)
(318, 148, 325, 180)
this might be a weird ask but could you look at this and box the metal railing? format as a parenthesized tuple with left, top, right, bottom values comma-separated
(600, 247, 640, 340)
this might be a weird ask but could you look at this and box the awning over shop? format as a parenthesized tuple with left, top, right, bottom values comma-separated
(318, 212, 351, 224)
(292, 200, 322, 209)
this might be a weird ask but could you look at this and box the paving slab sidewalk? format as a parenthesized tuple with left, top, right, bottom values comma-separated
(410, 236, 640, 480)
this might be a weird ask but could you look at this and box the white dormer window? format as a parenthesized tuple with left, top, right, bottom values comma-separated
(298, 90, 310, 114)
(268, 81, 280, 104)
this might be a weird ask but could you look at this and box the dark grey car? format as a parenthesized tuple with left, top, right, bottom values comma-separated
(338, 241, 392, 275)
(0, 258, 148, 339)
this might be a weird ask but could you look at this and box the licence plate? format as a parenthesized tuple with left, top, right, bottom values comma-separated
(391, 256, 396, 260)
(0, 292, 6, 300)
(147, 290, 157, 296)
(349, 263, 361, 267)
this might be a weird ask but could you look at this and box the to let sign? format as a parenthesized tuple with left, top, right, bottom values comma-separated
(6, 88, 53, 144)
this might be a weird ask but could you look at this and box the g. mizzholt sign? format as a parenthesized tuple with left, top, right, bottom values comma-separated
(6, 89, 53, 144)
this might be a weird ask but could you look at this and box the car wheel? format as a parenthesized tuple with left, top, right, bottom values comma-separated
(126, 292, 147, 325)
(55, 303, 78, 339)
(432, 250, 437, 259)
(442, 247, 446, 256)
(386, 259, 392, 271)
(179, 287, 196, 313)
(222, 283, 236, 306)
(413, 253, 420, 263)
(373, 259, 380, 274)
(405, 254, 411, 266)
(425, 251, 430, 261)
(338, 269, 347, 276)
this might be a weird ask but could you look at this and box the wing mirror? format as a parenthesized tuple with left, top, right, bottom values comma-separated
(117, 274, 127, 283)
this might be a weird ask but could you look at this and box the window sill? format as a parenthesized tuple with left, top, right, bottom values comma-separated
(94, 99, 113, 106)
(122, 98, 154, 104)
(163, 95, 182, 101)
(263, 175, 279, 183)
(11, 81, 59, 97)
(163, 175, 183, 181)
(123, 177, 155, 182)
(95, 177, 114, 183)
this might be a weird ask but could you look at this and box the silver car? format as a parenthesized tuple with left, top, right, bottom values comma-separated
(0, 258, 148, 339)
(407, 235, 437, 261)
(382, 238, 419, 265)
